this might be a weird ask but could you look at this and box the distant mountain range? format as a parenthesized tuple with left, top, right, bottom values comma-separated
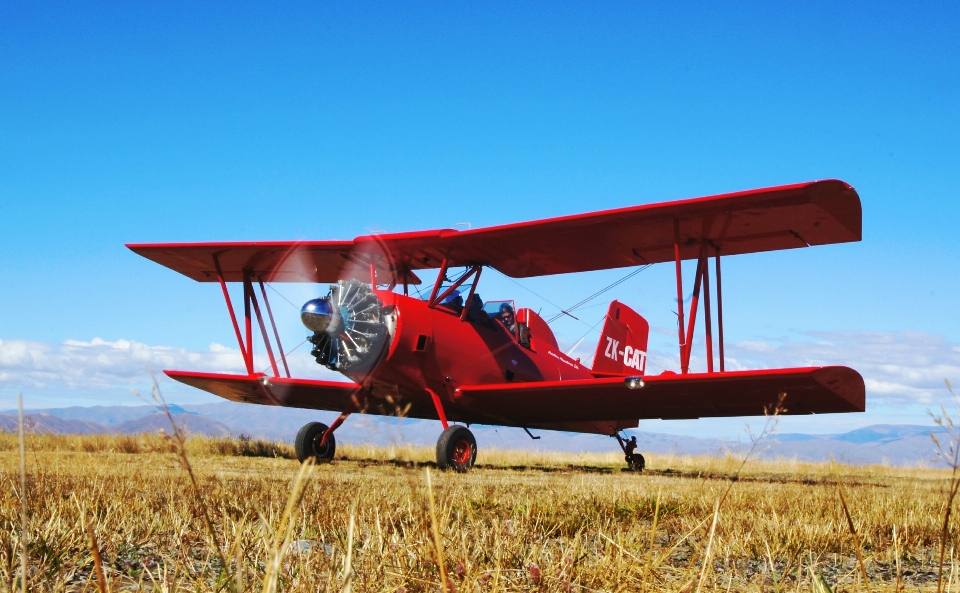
(0, 401, 951, 467)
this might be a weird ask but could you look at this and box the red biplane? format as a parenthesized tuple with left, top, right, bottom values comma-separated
(128, 179, 864, 471)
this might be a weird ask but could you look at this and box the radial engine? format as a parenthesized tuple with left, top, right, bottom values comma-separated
(301, 280, 394, 373)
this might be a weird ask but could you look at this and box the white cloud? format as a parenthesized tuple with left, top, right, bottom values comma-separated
(706, 331, 960, 407)
(566, 329, 960, 409)
(0, 337, 341, 391)
(3, 331, 959, 411)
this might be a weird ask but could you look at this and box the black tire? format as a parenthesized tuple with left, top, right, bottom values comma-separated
(436, 425, 477, 472)
(631, 453, 646, 472)
(295, 422, 336, 463)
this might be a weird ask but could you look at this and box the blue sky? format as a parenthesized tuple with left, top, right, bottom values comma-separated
(1, 2, 959, 440)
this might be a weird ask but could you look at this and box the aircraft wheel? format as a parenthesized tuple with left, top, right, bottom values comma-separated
(295, 422, 336, 463)
(630, 453, 646, 472)
(436, 425, 477, 472)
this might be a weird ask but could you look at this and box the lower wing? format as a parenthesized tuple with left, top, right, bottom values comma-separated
(164, 370, 362, 410)
(453, 367, 864, 425)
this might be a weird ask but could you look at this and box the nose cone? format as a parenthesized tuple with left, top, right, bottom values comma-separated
(301, 298, 336, 333)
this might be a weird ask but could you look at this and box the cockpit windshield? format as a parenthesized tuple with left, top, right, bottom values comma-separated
(483, 300, 517, 333)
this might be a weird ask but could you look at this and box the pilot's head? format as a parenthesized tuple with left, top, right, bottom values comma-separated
(499, 303, 514, 322)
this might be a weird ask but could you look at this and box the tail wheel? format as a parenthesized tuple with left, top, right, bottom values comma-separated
(436, 425, 477, 472)
(295, 422, 337, 463)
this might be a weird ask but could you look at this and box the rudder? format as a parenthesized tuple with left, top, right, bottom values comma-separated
(591, 300, 649, 377)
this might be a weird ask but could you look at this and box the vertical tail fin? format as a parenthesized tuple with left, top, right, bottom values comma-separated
(591, 300, 650, 377)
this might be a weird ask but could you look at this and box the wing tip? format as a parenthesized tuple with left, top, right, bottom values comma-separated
(812, 366, 866, 412)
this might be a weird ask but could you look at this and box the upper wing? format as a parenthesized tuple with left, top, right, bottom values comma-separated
(128, 179, 860, 282)
(452, 366, 864, 424)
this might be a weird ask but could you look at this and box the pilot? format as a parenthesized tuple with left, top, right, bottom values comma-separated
(499, 303, 517, 333)
(440, 290, 463, 314)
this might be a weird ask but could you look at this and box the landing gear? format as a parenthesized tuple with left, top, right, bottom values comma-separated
(295, 422, 337, 463)
(614, 433, 645, 472)
(436, 425, 477, 472)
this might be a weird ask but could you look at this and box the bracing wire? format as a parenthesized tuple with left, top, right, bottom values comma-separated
(264, 282, 299, 309)
(544, 265, 650, 324)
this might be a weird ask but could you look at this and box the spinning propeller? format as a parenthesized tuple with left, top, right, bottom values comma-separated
(267, 235, 411, 379)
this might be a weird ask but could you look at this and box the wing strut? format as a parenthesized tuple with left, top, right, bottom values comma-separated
(214, 255, 253, 375)
(258, 279, 291, 378)
(673, 221, 686, 370)
(675, 233, 726, 375)
(715, 248, 725, 372)
(212, 255, 292, 379)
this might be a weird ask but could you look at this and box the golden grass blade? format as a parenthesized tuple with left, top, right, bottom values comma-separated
(894, 523, 902, 593)
(139, 376, 231, 586)
(424, 468, 449, 591)
(810, 565, 834, 593)
(85, 523, 107, 593)
(831, 457, 870, 593)
(694, 500, 720, 593)
(341, 505, 355, 593)
(262, 457, 315, 593)
(17, 392, 27, 593)
(932, 380, 960, 593)
(640, 486, 662, 590)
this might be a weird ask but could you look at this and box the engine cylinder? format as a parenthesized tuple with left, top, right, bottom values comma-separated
(302, 280, 391, 373)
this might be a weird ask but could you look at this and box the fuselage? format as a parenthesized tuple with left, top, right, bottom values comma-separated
(341, 290, 593, 424)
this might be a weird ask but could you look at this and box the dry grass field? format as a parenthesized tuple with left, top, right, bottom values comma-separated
(1, 426, 959, 592)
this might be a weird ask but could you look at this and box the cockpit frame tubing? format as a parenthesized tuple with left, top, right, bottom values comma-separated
(213, 255, 253, 375)
(258, 279, 291, 378)
(459, 266, 483, 321)
(429, 265, 480, 309)
(427, 258, 449, 304)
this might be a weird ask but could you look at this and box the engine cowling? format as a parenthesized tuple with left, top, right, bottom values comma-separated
(302, 280, 390, 373)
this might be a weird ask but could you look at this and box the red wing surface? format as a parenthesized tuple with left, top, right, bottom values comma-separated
(128, 179, 860, 281)
(164, 371, 445, 420)
(453, 367, 864, 424)
(165, 371, 363, 410)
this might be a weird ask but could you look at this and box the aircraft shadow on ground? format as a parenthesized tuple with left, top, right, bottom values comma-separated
(336, 457, 891, 487)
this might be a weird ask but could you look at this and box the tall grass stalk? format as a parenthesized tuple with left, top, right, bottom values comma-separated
(832, 457, 871, 592)
(17, 392, 26, 593)
(140, 374, 230, 589)
(931, 379, 960, 593)
(693, 500, 720, 593)
(640, 486, 661, 591)
(85, 522, 107, 593)
(341, 506, 355, 593)
(262, 457, 315, 593)
(424, 468, 449, 591)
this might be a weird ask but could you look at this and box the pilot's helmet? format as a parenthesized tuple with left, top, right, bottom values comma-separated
(499, 302, 514, 313)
